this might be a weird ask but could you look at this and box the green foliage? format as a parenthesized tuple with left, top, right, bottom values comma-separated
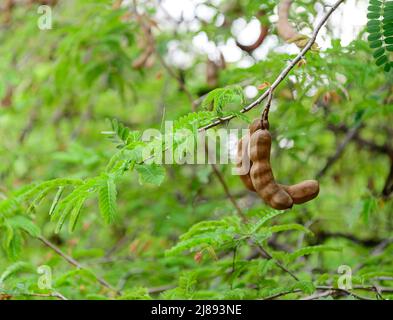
(202, 86, 246, 116)
(98, 174, 118, 224)
(0, 0, 392, 301)
(367, 0, 393, 72)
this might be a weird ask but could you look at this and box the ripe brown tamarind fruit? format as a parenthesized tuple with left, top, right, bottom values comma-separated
(237, 119, 319, 209)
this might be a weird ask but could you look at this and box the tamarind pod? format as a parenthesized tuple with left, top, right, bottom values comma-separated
(236, 24, 269, 53)
(236, 119, 268, 193)
(280, 180, 319, 204)
(236, 135, 255, 191)
(239, 119, 320, 207)
(249, 129, 293, 209)
(277, 0, 298, 41)
(249, 119, 261, 134)
(132, 46, 154, 69)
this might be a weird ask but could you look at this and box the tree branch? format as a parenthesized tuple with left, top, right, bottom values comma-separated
(37, 236, 119, 295)
(316, 123, 362, 179)
(198, 0, 345, 132)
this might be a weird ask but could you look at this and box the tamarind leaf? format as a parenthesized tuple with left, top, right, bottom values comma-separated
(369, 40, 383, 48)
(54, 269, 97, 287)
(286, 245, 341, 263)
(98, 175, 118, 224)
(135, 164, 165, 186)
(0, 262, 33, 285)
(166, 232, 235, 256)
(368, 25, 381, 33)
(359, 271, 393, 281)
(1, 223, 14, 250)
(384, 29, 393, 37)
(385, 37, 393, 44)
(55, 201, 75, 234)
(251, 210, 285, 233)
(201, 86, 245, 115)
(292, 281, 315, 295)
(180, 220, 229, 241)
(382, 22, 393, 31)
(118, 288, 152, 300)
(373, 47, 385, 58)
(49, 187, 64, 216)
(368, 5, 380, 12)
(260, 223, 313, 236)
(7, 216, 41, 238)
(6, 230, 22, 260)
(376, 55, 388, 66)
(368, 33, 382, 42)
(367, 19, 380, 28)
(368, 12, 381, 19)
(68, 197, 85, 233)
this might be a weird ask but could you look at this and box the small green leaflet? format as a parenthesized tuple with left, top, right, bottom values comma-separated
(135, 164, 166, 186)
(98, 175, 118, 224)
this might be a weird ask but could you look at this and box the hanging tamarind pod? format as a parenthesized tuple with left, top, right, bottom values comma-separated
(236, 134, 255, 192)
(280, 181, 319, 204)
(237, 119, 319, 208)
(249, 128, 294, 210)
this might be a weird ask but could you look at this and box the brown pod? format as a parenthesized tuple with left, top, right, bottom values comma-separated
(236, 135, 254, 191)
(277, 0, 298, 41)
(249, 129, 293, 210)
(280, 180, 319, 204)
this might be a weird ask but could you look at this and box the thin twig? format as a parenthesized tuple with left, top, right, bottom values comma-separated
(198, 0, 345, 132)
(13, 291, 68, 300)
(316, 122, 362, 179)
(37, 236, 119, 294)
(209, 161, 248, 223)
(263, 284, 391, 300)
(252, 241, 299, 281)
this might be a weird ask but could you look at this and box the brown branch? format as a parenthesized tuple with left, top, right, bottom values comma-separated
(10, 291, 68, 300)
(252, 241, 299, 281)
(19, 105, 40, 144)
(382, 160, 393, 198)
(155, 52, 196, 110)
(316, 123, 362, 179)
(198, 0, 345, 132)
(236, 23, 268, 53)
(328, 123, 393, 197)
(209, 161, 248, 223)
(37, 236, 119, 294)
(314, 231, 388, 247)
(328, 124, 393, 155)
(264, 285, 392, 300)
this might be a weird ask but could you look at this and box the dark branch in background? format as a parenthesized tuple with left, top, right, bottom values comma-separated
(316, 122, 362, 179)
(71, 104, 94, 140)
(132, 0, 196, 110)
(19, 105, 40, 144)
(328, 123, 393, 198)
(328, 124, 393, 155)
(314, 231, 388, 247)
(236, 10, 268, 53)
(198, 0, 345, 132)
(382, 161, 393, 198)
